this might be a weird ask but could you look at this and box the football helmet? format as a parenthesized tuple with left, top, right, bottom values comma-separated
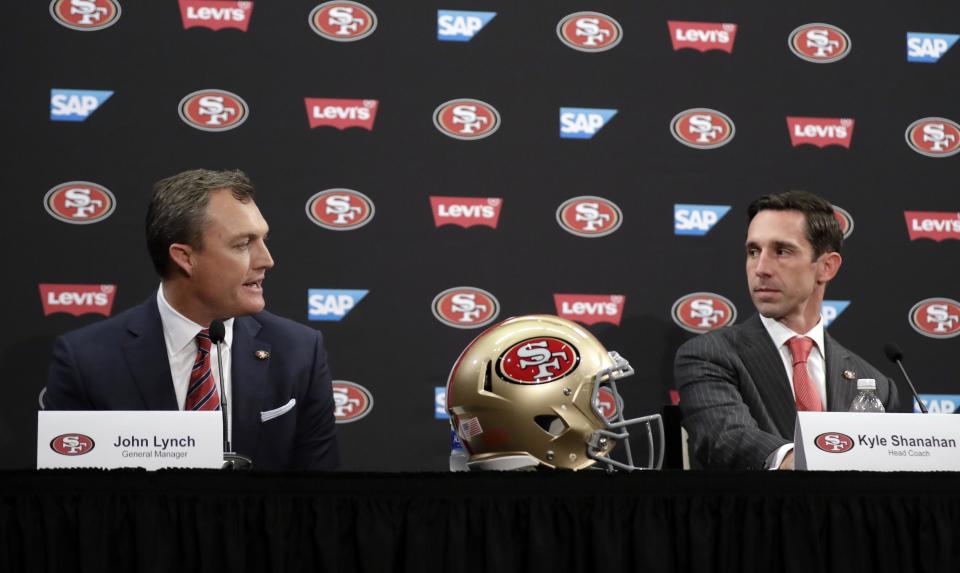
(446, 315, 663, 471)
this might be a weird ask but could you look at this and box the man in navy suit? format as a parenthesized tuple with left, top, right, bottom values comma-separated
(45, 169, 339, 471)
(675, 191, 898, 470)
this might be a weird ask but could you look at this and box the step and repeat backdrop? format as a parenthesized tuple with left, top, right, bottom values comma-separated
(3, 1, 959, 470)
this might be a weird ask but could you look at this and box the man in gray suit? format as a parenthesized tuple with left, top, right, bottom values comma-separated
(675, 191, 899, 470)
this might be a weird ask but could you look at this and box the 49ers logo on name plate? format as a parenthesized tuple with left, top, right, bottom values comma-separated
(332, 380, 373, 423)
(909, 298, 960, 339)
(556, 12, 623, 53)
(556, 196, 623, 238)
(433, 99, 500, 140)
(833, 205, 854, 239)
(178, 89, 249, 132)
(815, 432, 854, 453)
(498, 337, 580, 384)
(51, 433, 95, 456)
(671, 108, 735, 149)
(672, 292, 737, 333)
(309, 1, 377, 42)
(44, 181, 116, 224)
(905, 118, 960, 158)
(305, 189, 375, 231)
(788, 23, 851, 63)
(432, 286, 500, 329)
(50, 0, 121, 31)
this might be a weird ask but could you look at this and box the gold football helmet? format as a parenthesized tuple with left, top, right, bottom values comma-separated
(446, 315, 663, 471)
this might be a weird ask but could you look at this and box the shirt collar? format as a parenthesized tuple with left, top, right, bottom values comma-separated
(759, 313, 825, 359)
(157, 284, 234, 354)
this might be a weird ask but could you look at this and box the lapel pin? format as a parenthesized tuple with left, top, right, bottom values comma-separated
(255, 350, 270, 360)
(843, 370, 856, 380)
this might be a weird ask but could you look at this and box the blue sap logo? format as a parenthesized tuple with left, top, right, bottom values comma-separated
(437, 10, 496, 41)
(917, 394, 960, 414)
(435, 387, 449, 419)
(674, 204, 731, 235)
(50, 89, 113, 122)
(307, 289, 368, 321)
(821, 300, 850, 327)
(560, 108, 618, 139)
(907, 32, 958, 63)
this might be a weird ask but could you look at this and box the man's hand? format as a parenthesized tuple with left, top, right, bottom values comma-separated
(778, 451, 794, 470)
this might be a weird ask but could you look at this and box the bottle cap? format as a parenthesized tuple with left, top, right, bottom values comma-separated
(856, 378, 877, 390)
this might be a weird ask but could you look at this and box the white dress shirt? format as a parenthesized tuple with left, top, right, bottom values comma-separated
(156, 285, 234, 441)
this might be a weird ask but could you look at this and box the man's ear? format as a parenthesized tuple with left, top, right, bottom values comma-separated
(168, 243, 195, 277)
(817, 251, 842, 284)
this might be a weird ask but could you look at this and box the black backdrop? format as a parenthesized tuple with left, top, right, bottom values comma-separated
(3, 1, 958, 470)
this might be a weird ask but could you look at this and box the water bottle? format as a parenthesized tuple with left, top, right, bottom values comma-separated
(848, 378, 885, 413)
(449, 429, 469, 472)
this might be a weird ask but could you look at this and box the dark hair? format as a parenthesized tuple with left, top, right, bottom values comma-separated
(146, 169, 255, 277)
(747, 190, 842, 258)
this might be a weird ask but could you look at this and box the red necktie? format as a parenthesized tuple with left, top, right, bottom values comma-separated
(787, 336, 822, 412)
(184, 329, 221, 411)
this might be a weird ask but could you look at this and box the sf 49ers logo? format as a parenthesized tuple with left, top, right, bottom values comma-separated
(50, 433, 95, 456)
(905, 117, 960, 158)
(909, 298, 960, 339)
(309, 1, 377, 42)
(433, 99, 500, 140)
(815, 432, 854, 453)
(594, 387, 620, 421)
(432, 287, 500, 329)
(672, 292, 737, 333)
(305, 189, 375, 230)
(178, 89, 249, 132)
(44, 181, 116, 224)
(50, 0, 121, 31)
(789, 23, 851, 63)
(332, 380, 373, 423)
(833, 205, 854, 239)
(556, 12, 623, 52)
(556, 196, 623, 238)
(671, 108, 735, 149)
(498, 337, 580, 384)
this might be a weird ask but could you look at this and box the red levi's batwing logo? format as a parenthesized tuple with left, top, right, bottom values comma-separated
(787, 117, 855, 148)
(430, 197, 502, 229)
(667, 21, 737, 53)
(179, 0, 252, 31)
(904, 211, 960, 241)
(554, 294, 626, 326)
(305, 98, 378, 130)
(39, 284, 117, 317)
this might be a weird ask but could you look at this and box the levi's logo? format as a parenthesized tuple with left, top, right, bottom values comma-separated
(554, 294, 625, 326)
(904, 211, 960, 241)
(667, 21, 737, 53)
(430, 196, 502, 229)
(305, 98, 378, 130)
(787, 117, 854, 148)
(179, 0, 253, 31)
(39, 284, 116, 317)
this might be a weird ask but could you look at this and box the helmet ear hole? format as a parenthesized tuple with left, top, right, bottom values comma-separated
(534, 415, 569, 436)
(483, 361, 493, 393)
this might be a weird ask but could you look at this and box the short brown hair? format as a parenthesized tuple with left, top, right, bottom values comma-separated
(146, 169, 255, 277)
(747, 190, 842, 258)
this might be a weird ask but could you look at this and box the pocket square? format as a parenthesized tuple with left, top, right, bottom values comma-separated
(260, 398, 296, 422)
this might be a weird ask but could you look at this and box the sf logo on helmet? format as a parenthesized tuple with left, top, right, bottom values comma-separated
(518, 341, 569, 380)
(499, 337, 579, 384)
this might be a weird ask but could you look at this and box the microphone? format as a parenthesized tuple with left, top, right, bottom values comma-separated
(209, 319, 253, 470)
(883, 342, 928, 414)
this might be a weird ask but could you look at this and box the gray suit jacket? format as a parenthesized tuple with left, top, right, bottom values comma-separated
(674, 314, 899, 469)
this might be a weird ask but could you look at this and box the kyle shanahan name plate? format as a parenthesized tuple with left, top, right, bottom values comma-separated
(38, 411, 224, 470)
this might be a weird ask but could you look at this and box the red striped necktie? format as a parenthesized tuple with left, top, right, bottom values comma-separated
(787, 335, 822, 412)
(184, 329, 221, 411)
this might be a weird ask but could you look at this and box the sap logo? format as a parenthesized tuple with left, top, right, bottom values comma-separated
(39, 284, 117, 317)
(821, 300, 850, 327)
(559, 108, 617, 139)
(907, 32, 958, 63)
(434, 387, 448, 419)
(50, 89, 113, 122)
(917, 394, 960, 414)
(674, 204, 730, 235)
(437, 10, 495, 42)
(307, 289, 368, 321)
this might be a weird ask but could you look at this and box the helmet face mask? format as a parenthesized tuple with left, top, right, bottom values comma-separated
(446, 315, 663, 471)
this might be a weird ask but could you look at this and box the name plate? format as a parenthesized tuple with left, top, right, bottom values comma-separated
(794, 412, 960, 471)
(37, 411, 224, 470)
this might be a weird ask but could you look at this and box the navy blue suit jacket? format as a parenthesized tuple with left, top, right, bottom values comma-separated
(44, 296, 339, 471)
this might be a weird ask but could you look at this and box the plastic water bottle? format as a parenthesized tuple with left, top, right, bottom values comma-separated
(848, 378, 885, 413)
(449, 429, 469, 472)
